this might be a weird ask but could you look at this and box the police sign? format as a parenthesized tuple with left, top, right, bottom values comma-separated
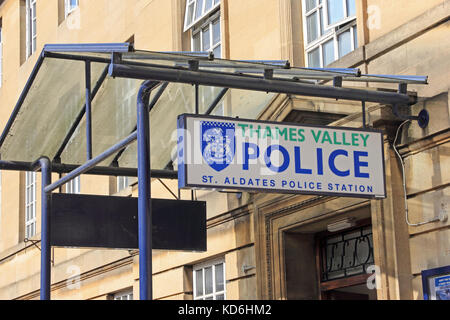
(177, 114, 386, 198)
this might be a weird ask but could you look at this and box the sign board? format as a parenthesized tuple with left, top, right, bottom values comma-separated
(422, 266, 450, 300)
(177, 114, 386, 198)
(50, 193, 207, 251)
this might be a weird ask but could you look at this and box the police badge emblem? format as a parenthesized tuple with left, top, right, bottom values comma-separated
(201, 121, 235, 172)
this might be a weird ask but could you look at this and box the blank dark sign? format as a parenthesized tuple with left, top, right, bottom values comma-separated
(50, 194, 206, 251)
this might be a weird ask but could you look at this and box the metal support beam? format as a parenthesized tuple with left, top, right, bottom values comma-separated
(195, 84, 200, 114)
(45, 131, 138, 193)
(108, 63, 417, 105)
(32, 157, 52, 300)
(0, 51, 45, 147)
(205, 88, 229, 115)
(54, 65, 109, 162)
(0, 160, 178, 179)
(85, 61, 93, 160)
(362, 101, 367, 129)
(44, 43, 132, 53)
(137, 80, 154, 300)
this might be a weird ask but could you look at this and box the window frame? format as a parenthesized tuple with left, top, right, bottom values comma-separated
(323, 0, 356, 30)
(113, 288, 134, 300)
(193, 258, 226, 300)
(184, 0, 221, 32)
(117, 176, 130, 193)
(302, 0, 357, 68)
(25, 171, 37, 239)
(64, 0, 79, 18)
(65, 175, 80, 194)
(26, 0, 37, 58)
(191, 11, 221, 57)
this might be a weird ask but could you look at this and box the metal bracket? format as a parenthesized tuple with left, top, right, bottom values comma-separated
(393, 83, 429, 129)
(392, 104, 429, 129)
(111, 52, 122, 64)
(188, 60, 200, 71)
(24, 238, 54, 265)
(264, 69, 274, 80)
(24, 238, 41, 251)
(333, 76, 343, 87)
(242, 265, 256, 273)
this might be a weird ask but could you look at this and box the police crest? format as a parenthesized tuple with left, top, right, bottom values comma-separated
(201, 121, 235, 172)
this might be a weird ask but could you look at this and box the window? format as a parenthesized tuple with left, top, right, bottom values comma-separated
(117, 176, 130, 193)
(66, 176, 80, 194)
(26, 0, 37, 58)
(302, 0, 357, 68)
(184, 0, 220, 31)
(191, 13, 221, 58)
(65, 0, 79, 17)
(185, 0, 221, 58)
(114, 289, 133, 300)
(193, 259, 226, 300)
(25, 171, 36, 239)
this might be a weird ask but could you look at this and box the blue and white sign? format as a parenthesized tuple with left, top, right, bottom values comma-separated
(177, 114, 386, 198)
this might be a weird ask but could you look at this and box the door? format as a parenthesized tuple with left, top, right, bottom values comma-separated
(316, 219, 377, 300)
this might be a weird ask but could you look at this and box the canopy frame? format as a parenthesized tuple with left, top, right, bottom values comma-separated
(0, 43, 430, 300)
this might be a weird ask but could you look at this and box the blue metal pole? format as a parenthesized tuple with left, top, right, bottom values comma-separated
(44, 131, 137, 193)
(33, 157, 52, 300)
(137, 80, 154, 300)
(85, 61, 93, 160)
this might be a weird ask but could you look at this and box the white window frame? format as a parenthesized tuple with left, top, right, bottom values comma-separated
(193, 258, 226, 300)
(65, 176, 80, 194)
(117, 176, 130, 193)
(302, 0, 357, 68)
(65, 0, 79, 18)
(26, 0, 37, 58)
(114, 288, 133, 300)
(323, 0, 356, 30)
(191, 11, 221, 57)
(25, 171, 37, 239)
(184, 0, 220, 32)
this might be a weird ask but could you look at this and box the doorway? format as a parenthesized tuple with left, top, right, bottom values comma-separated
(316, 219, 377, 300)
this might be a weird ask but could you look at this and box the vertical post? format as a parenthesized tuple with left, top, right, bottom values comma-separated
(36, 157, 52, 300)
(137, 80, 154, 300)
(85, 61, 93, 160)
(193, 84, 199, 200)
(362, 101, 367, 129)
(195, 84, 199, 115)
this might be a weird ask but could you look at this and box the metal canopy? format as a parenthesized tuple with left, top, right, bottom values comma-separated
(0, 43, 429, 301)
(0, 42, 427, 173)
